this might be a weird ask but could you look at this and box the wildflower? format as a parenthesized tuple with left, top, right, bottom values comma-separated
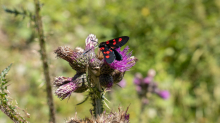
(133, 73, 143, 85)
(54, 34, 137, 99)
(143, 76, 152, 84)
(133, 69, 170, 104)
(157, 90, 170, 100)
(108, 46, 135, 72)
(54, 73, 88, 100)
(55, 82, 78, 100)
(118, 79, 126, 88)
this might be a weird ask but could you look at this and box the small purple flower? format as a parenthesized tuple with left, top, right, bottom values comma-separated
(118, 79, 126, 88)
(143, 76, 152, 84)
(133, 73, 143, 85)
(157, 90, 170, 100)
(108, 46, 135, 72)
(133, 69, 170, 105)
(85, 34, 98, 50)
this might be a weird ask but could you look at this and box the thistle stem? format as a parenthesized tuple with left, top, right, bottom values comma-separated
(93, 83, 103, 117)
(34, 0, 56, 122)
(88, 68, 103, 117)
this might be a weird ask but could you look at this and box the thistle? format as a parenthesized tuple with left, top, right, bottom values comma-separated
(54, 34, 137, 118)
(133, 69, 170, 122)
(133, 69, 170, 105)
(0, 64, 29, 122)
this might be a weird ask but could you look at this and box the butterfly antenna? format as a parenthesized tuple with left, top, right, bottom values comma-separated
(83, 48, 93, 55)
(83, 40, 99, 55)
(91, 40, 99, 45)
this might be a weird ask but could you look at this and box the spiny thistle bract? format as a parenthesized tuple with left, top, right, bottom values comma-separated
(54, 34, 137, 100)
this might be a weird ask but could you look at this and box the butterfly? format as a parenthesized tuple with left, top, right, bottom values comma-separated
(98, 36, 129, 64)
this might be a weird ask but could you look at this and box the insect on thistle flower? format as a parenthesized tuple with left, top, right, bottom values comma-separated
(84, 36, 129, 64)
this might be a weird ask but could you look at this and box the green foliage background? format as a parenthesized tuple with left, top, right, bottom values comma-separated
(1, 0, 220, 122)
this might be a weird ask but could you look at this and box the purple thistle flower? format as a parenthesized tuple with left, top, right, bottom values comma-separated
(118, 79, 126, 88)
(133, 73, 143, 85)
(157, 90, 170, 100)
(108, 46, 135, 72)
(143, 76, 152, 84)
(85, 34, 98, 50)
(55, 82, 78, 100)
(71, 47, 84, 61)
(54, 34, 137, 101)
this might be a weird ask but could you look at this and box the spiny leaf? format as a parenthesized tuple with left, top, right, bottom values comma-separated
(1, 64, 12, 79)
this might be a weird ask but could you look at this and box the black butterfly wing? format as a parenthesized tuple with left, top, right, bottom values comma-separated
(112, 49, 122, 61)
(99, 46, 115, 64)
(105, 36, 129, 49)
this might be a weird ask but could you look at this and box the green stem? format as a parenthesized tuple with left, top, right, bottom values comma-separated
(34, 0, 56, 122)
(88, 68, 103, 117)
(94, 84, 103, 117)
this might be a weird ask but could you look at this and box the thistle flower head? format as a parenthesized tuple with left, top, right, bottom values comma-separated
(157, 90, 170, 100)
(118, 79, 126, 88)
(143, 76, 152, 84)
(108, 46, 136, 72)
(133, 73, 143, 85)
(54, 34, 137, 100)
(133, 69, 170, 104)
(54, 73, 88, 99)
(100, 74, 113, 88)
(85, 34, 98, 50)
(55, 82, 78, 100)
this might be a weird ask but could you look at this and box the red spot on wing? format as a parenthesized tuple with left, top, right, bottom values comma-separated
(106, 41, 109, 44)
(106, 55, 110, 58)
(103, 52, 106, 54)
(113, 42, 116, 45)
(119, 38, 122, 42)
(109, 49, 112, 52)
(113, 39, 116, 42)
(106, 51, 110, 54)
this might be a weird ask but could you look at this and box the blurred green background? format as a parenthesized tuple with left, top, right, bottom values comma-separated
(1, 0, 220, 122)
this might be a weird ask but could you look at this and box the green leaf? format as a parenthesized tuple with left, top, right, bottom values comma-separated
(0, 93, 7, 96)
(1, 64, 12, 77)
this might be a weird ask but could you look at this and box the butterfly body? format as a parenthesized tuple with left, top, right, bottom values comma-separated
(99, 36, 129, 64)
